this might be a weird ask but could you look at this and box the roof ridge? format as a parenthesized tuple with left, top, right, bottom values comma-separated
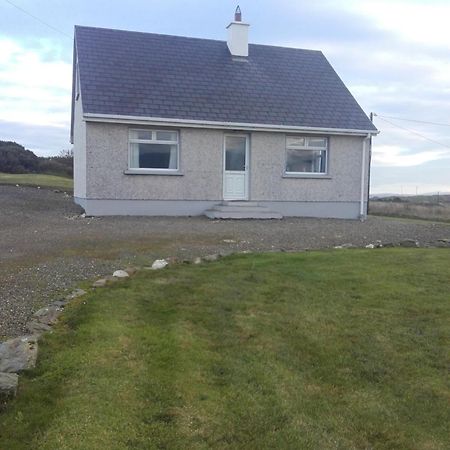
(74, 25, 322, 54)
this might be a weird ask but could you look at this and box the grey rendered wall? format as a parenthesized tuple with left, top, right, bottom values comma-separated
(250, 133, 366, 203)
(73, 92, 86, 198)
(86, 124, 223, 200)
(84, 122, 368, 215)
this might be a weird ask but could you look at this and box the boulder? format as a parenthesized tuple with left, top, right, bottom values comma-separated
(193, 257, 202, 265)
(124, 267, 139, 276)
(92, 278, 107, 288)
(52, 299, 69, 308)
(33, 306, 62, 326)
(151, 259, 168, 270)
(0, 372, 18, 397)
(26, 321, 52, 335)
(104, 275, 119, 283)
(165, 257, 179, 265)
(399, 239, 419, 248)
(66, 288, 87, 301)
(365, 244, 375, 249)
(203, 254, 220, 262)
(0, 335, 38, 372)
(112, 270, 129, 278)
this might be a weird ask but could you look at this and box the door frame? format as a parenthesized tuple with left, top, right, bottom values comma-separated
(222, 134, 250, 201)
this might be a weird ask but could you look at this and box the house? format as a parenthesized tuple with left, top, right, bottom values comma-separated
(71, 8, 378, 219)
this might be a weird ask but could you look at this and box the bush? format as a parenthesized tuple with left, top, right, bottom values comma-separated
(0, 141, 39, 173)
(38, 152, 73, 177)
(0, 141, 73, 177)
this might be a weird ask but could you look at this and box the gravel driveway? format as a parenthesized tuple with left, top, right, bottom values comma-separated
(1, 185, 449, 339)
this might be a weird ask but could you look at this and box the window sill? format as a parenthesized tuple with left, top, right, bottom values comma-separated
(283, 173, 332, 179)
(124, 169, 184, 176)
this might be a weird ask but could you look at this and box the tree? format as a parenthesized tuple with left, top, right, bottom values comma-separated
(0, 141, 39, 173)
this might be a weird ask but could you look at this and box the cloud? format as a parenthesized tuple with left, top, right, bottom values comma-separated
(372, 145, 450, 167)
(0, 36, 71, 130)
(0, 119, 70, 156)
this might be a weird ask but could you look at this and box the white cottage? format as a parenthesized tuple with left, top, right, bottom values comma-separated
(71, 9, 378, 218)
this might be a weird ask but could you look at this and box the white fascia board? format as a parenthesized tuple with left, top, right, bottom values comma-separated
(83, 113, 379, 136)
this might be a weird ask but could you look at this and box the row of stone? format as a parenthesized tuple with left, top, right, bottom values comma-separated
(0, 254, 223, 399)
(0, 288, 87, 399)
(335, 238, 450, 250)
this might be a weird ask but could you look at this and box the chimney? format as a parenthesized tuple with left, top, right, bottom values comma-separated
(226, 6, 249, 57)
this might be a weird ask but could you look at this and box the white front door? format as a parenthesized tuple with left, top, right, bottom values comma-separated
(223, 135, 249, 200)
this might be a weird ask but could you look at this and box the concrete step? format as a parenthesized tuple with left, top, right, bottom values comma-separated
(221, 201, 260, 207)
(211, 205, 272, 213)
(205, 210, 282, 219)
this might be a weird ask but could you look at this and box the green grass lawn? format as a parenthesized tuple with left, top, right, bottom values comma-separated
(0, 173, 73, 190)
(1, 249, 449, 449)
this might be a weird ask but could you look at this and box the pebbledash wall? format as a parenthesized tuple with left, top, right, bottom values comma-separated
(74, 121, 368, 218)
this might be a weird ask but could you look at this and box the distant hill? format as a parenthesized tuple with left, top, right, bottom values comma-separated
(0, 141, 39, 173)
(370, 194, 450, 204)
(0, 141, 73, 177)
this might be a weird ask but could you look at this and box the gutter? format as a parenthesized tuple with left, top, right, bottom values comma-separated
(83, 113, 379, 137)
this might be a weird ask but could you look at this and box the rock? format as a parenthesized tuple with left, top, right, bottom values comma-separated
(92, 278, 107, 287)
(104, 275, 119, 283)
(334, 243, 355, 249)
(365, 244, 375, 249)
(203, 254, 220, 262)
(437, 238, 450, 244)
(52, 299, 69, 308)
(165, 257, 179, 265)
(0, 335, 38, 373)
(0, 372, 18, 397)
(333, 245, 344, 249)
(193, 257, 202, 264)
(399, 239, 419, 248)
(112, 270, 129, 278)
(66, 288, 87, 301)
(223, 239, 236, 243)
(33, 306, 62, 326)
(383, 242, 395, 247)
(151, 259, 168, 270)
(124, 267, 138, 276)
(26, 321, 52, 335)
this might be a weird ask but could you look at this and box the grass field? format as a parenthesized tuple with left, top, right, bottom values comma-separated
(1, 249, 449, 449)
(370, 200, 450, 223)
(0, 173, 73, 190)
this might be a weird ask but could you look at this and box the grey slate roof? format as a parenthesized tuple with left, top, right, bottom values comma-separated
(74, 26, 376, 132)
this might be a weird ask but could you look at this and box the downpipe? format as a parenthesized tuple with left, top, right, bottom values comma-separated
(359, 134, 371, 221)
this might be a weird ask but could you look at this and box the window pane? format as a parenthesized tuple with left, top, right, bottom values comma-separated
(307, 137, 327, 148)
(130, 130, 152, 140)
(286, 149, 326, 173)
(156, 131, 177, 142)
(225, 137, 246, 171)
(286, 137, 306, 148)
(130, 143, 178, 169)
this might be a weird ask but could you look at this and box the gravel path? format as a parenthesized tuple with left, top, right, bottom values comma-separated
(1, 185, 449, 339)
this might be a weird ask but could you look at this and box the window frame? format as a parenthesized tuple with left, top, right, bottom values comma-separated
(284, 135, 329, 176)
(127, 128, 180, 173)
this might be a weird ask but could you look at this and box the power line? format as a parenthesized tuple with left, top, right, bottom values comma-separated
(375, 116, 450, 150)
(376, 114, 450, 128)
(3, 0, 71, 39)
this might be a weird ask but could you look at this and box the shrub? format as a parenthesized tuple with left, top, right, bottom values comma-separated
(0, 141, 39, 173)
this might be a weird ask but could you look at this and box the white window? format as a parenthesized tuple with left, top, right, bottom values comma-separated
(285, 136, 328, 174)
(129, 129, 179, 171)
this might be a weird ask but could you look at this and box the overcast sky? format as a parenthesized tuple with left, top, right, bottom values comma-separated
(1, 0, 449, 194)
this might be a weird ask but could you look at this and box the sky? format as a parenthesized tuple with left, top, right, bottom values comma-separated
(0, 0, 449, 194)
